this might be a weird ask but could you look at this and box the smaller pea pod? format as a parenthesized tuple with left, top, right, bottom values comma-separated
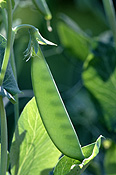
(32, 0, 52, 21)
(31, 47, 84, 161)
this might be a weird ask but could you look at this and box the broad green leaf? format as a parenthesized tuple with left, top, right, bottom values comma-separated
(83, 41, 116, 132)
(104, 142, 116, 175)
(10, 97, 61, 175)
(80, 135, 103, 167)
(53, 156, 80, 175)
(2, 60, 21, 96)
(57, 14, 91, 61)
(54, 135, 102, 175)
(0, 34, 21, 97)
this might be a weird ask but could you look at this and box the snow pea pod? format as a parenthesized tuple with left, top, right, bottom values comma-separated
(31, 47, 84, 161)
(32, 0, 52, 20)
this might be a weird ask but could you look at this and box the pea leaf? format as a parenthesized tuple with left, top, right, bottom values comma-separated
(83, 41, 116, 132)
(53, 156, 81, 175)
(0, 34, 21, 98)
(54, 135, 103, 175)
(10, 97, 61, 175)
(57, 14, 91, 61)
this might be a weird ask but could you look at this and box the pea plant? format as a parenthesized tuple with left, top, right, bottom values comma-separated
(0, 0, 105, 175)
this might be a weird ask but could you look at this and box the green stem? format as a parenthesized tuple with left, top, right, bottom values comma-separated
(0, 1, 12, 175)
(0, 0, 12, 86)
(0, 96, 8, 175)
(102, 0, 116, 44)
(14, 95, 19, 125)
(10, 52, 20, 175)
(10, 51, 19, 126)
(13, 24, 37, 33)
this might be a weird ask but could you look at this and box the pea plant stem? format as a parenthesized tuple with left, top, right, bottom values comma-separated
(0, 96, 8, 175)
(0, 0, 12, 86)
(102, 0, 116, 44)
(13, 24, 37, 33)
(2, 0, 20, 142)
(0, 1, 12, 175)
(10, 51, 20, 126)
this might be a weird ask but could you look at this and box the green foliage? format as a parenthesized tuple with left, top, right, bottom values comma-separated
(0, 34, 20, 103)
(1, 0, 113, 175)
(57, 14, 91, 61)
(54, 135, 102, 175)
(26, 26, 56, 55)
(83, 41, 116, 132)
(10, 97, 61, 175)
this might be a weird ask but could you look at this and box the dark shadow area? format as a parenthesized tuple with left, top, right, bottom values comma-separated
(40, 168, 53, 175)
(90, 41, 116, 81)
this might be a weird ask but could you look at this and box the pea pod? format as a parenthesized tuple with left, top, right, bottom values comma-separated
(32, 0, 52, 21)
(31, 47, 84, 161)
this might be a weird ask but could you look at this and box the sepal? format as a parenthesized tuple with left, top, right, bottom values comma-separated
(0, 86, 16, 104)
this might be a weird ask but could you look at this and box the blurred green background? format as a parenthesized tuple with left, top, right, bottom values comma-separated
(1, 0, 116, 174)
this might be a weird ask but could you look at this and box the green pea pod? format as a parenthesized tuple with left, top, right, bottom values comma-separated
(32, 0, 52, 20)
(31, 47, 84, 161)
